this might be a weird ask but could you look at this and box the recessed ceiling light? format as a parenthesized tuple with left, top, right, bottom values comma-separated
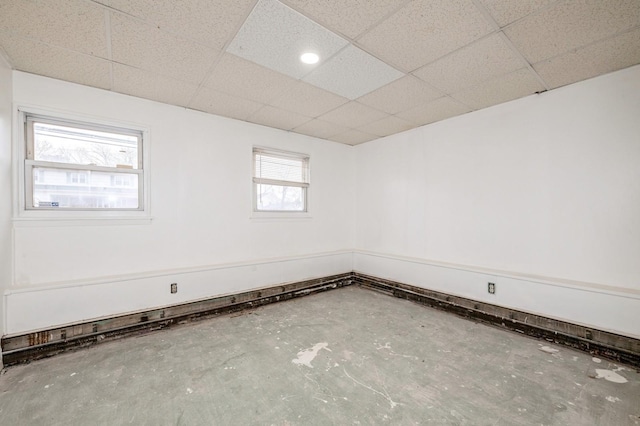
(300, 52, 319, 65)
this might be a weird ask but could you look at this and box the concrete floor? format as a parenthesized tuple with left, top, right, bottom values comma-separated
(0, 286, 639, 425)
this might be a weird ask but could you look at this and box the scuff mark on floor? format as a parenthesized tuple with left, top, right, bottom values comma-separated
(375, 342, 418, 360)
(539, 346, 559, 354)
(342, 367, 400, 409)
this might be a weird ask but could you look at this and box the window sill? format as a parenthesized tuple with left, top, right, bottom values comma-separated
(250, 211, 312, 221)
(12, 215, 154, 227)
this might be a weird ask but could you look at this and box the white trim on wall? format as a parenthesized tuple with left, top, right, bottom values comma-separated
(3, 250, 353, 335)
(354, 250, 640, 299)
(7, 248, 639, 339)
(353, 250, 640, 340)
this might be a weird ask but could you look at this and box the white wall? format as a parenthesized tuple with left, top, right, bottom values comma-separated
(5, 66, 640, 339)
(5, 72, 355, 334)
(0, 54, 13, 361)
(355, 65, 640, 338)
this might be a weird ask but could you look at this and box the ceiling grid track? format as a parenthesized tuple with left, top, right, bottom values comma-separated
(471, 0, 550, 91)
(187, 0, 261, 109)
(531, 23, 640, 68)
(104, 9, 114, 90)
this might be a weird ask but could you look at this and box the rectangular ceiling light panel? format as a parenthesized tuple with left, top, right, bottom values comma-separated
(227, 0, 348, 79)
(304, 45, 404, 100)
(227, 0, 404, 99)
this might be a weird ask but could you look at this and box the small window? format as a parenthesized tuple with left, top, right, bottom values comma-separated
(253, 147, 309, 212)
(23, 114, 144, 211)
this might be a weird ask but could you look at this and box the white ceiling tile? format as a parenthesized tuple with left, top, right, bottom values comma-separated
(357, 75, 442, 114)
(358, 115, 415, 137)
(269, 81, 349, 117)
(203, 53, 297, 104)
(329, 129, 378, 145)
(190, 86, 264, 121)
(2, 0, 636, 143)
(105, 0, 256, 50)
(358, 0, 494, 71)
(227, 0, 348, 79)
(452, 68, 544, 110)
(303, 44, 404, 99)
(413, 34, 524, 94)
(505, 0, 640, 63)
(110, 14, 219, 85)
(281, 0, 406, 39)
(248, 105, 313, 131)
(292, 119, 350, 140)
(112, 64, 199, 107)
(0, 0, 108, 58)
(478, 0, 556, 27)
(397, 96, 472, 126)
(317, 101, 388, 129)
(0, 32, 111, 89)
(534, 28, 640, 90)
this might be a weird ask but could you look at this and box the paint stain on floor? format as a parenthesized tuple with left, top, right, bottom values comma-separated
(595, 368, 628, 384)
(292, 342, 331, 368)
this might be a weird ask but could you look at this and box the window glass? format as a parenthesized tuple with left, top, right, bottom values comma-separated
(33, 122, 139, 169)
(255, 184, 305, 211)
(32, 167, 139, 209)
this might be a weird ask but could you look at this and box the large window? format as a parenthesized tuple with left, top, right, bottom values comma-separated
(23, 113, 144, 211)
(253, 147, 309, 212)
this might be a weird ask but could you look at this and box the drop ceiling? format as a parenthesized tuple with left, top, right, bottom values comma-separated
(0, 0, 639, 145)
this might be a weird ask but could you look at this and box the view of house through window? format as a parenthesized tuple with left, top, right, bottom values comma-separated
(24, 115, 144, 210)
(253, 148, 309, 212)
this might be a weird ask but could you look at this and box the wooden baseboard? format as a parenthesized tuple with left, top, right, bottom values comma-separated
(1, 273, 353, 366)
(354, 272, 640, 368)
(3, 271, 638, 368)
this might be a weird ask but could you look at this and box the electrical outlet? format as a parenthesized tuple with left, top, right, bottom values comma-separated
(170, 283, 177, 294)
(488, 282, 496, 294)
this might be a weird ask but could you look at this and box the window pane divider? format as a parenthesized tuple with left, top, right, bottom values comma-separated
(26, 159, 142, 175)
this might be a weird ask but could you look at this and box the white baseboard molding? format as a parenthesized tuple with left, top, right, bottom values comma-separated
(5, 249, 638, 341)
(3, 250, 353, 335)
(353, 250, 640, 339)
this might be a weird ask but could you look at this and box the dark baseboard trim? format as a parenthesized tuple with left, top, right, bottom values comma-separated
(3, 271, 639, 368)
(353, 272, 640, 368)
(0, 273, 353, 366)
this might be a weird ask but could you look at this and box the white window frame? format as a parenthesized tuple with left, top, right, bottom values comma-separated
(13, 106, 151, 222)
(252, 147, 310, 217)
